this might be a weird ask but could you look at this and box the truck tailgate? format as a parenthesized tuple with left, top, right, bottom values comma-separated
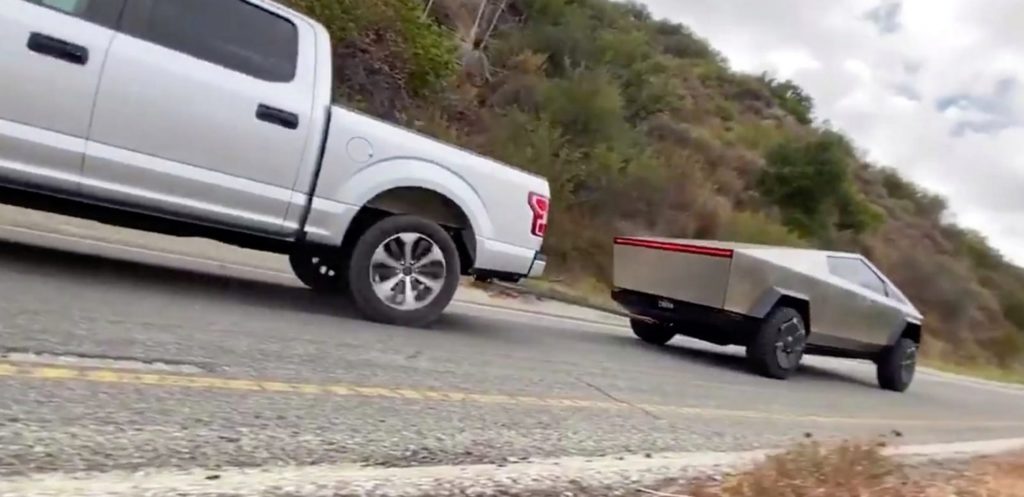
(613, 237, 733, 309)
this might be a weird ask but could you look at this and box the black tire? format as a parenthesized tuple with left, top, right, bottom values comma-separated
(877, 338, 917, 392)
(346, 215, 461, 327)
(746, 307, 807, 380)
(631, 319, 676, 345)
(289, 250, 347, 294)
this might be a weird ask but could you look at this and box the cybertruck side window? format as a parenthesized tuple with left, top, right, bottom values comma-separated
(827, 256, 887, 297)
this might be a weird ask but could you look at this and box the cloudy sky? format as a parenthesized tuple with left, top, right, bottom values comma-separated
(640, 0, 1024, 265)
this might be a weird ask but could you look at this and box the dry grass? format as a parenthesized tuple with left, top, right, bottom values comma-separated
(975, 456, 1024, 496)
(923, 360, 1024, 386)
(646, 441, 1024, 497)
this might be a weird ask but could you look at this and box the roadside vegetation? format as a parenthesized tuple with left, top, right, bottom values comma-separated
(285, 0, 1024, 374)
(650, 441, 1024, 497)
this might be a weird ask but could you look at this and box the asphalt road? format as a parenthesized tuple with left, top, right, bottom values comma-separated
(2, 229, 1024, 478)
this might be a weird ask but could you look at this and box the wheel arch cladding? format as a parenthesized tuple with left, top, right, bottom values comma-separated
(750, 287, 812, 334)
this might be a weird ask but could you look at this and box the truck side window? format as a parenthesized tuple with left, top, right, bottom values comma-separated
(827, 257, 887, 297)
(121, 0, 298, 83)
(20, 0, 124, 28)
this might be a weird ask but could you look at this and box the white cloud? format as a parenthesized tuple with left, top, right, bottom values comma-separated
(640, 0, 1024, 265)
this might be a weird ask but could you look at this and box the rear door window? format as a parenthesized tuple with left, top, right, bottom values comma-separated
(121, 0, 298, 82)
(20, 0, 124, 28)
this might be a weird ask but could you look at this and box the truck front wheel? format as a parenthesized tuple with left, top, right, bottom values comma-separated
(347, 215, 461, 327)
(876, 338, 917, 392)
(746, 307, 807, 380)
(289, 250, 347, 294)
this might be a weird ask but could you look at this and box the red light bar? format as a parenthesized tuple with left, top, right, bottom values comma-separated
(613, 237, 733, 258)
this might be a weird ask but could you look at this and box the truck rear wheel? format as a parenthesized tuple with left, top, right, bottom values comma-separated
(876, 338, 917, 392)
(289, 250, 347, 294)
(631, 319, 676, 345)
(347, 215, 461, 327)
(746, 307, 807, 380)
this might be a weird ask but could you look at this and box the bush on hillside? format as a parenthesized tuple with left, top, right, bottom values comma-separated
(757, 132, 881, 238)
(761, 73, 816, 125)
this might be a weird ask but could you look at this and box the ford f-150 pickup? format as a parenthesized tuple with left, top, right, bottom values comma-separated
(0, 0, 550, 327)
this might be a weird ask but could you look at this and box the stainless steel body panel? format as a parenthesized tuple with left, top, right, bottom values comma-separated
(613, 239, 731, 309)
(722, 249, 818, 318)
(613, 237, 923, 352)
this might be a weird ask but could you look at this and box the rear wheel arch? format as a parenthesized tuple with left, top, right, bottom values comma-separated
(334, 159, 494, 240)
(342, 187, 478, 274)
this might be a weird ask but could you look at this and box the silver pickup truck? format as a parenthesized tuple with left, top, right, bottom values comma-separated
(0, 0, 550, 327)
(611, 237, 924, 392)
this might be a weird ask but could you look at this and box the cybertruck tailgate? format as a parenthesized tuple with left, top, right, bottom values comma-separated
(612, 237, 735, 309)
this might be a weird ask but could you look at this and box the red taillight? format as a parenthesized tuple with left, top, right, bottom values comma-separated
(613, 237, 733, 258)
(528, 192, 549, 237)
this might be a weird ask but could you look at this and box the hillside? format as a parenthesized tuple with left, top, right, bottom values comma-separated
(288, 0, 1024, 371)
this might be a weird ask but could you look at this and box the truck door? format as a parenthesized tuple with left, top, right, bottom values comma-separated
(0, 0, 122, 194)
(82, 0, 317, 237)
(824, 256, 905, 348)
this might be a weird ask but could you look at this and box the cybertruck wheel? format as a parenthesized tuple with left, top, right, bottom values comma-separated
(631, 318, 676, 345)
(289, 250, 347, 294)
(746, 307, 807, 380)
(877, 338, 917, 392)
(347, 215, 461, 327)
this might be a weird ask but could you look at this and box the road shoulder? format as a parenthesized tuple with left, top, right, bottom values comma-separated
(3, 437, 1023, 497)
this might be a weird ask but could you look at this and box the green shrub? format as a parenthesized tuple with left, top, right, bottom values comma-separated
(835, 187, 885, 234)
(729, 122, 786, 153)
(758, 133, 851, 237)
(756, 131, 881, 239)
(650, 19, 723, 62)
(760, 73, 815, 124)
(719, 212, 808, 247)
(540, 69, 627, 146)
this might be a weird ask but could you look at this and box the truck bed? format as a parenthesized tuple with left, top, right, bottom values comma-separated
(612, 237, 736, 309)
(611, 236, 826, 319)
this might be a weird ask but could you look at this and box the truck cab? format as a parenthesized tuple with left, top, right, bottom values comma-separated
(0, 0, 550, 327)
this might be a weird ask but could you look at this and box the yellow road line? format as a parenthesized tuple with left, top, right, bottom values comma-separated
(0, 361, 1020, 427)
